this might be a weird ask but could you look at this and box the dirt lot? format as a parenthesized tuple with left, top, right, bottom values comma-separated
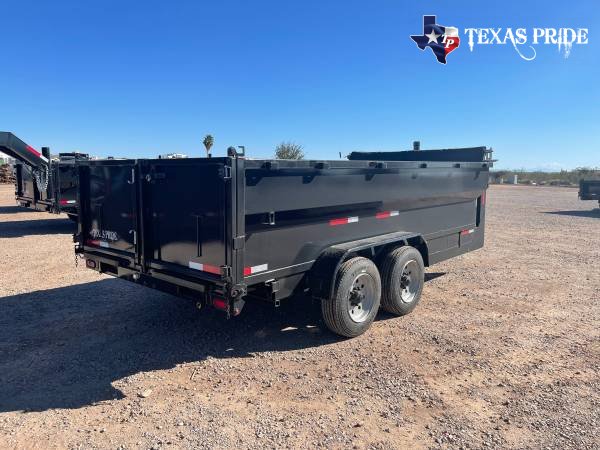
(0, 183, 598, 450)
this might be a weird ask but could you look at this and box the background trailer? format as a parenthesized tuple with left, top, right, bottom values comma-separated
(0, 132, 88, 218)
(579, 179, 600, 207)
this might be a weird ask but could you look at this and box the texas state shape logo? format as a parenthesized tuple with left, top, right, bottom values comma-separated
(411, 15, 460, 64)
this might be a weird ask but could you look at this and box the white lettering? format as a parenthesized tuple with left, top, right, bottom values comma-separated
(577, 28, 589, 44)
(533, 28, 545, 44)
(459, 25, 588, 61)
(464, 28, 477, 51)
(503, 28, 515, 45)
(545, 28, 558, 44)
(478, 29, 490, 44)
(489, 28, 503, 44)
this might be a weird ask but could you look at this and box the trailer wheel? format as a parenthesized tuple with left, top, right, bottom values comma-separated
(321, 257, 381, 337)
(380, 246, 424, 316)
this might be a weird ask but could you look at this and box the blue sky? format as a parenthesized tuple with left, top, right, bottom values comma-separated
(1, 1, 598, 169)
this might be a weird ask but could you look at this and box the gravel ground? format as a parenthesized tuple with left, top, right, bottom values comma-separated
(0, 183, 598, 450)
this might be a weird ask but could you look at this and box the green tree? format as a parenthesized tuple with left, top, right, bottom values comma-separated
(275, 142, 304, 160)
(203, 134, 214, 157)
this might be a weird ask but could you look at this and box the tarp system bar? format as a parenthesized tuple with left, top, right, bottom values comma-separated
(348, 146, 493, 163)
(0, 132, 49, 168)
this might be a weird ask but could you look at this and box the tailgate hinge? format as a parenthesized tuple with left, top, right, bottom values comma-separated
(220, 166, 232, 179)
(220, 265, 232, 278)
(233, 236, 245, 250)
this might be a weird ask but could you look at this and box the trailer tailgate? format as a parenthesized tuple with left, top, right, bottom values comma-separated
(79, 158, 232, 280)
(82, 162, 137, 254)
(145, 160, 229, 276)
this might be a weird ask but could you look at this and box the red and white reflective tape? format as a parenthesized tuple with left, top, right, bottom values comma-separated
(26, 145, 49, 163)
(244, 263, 268, 276)
(460, 228, 475, 236)
(87, 239, 110, 248)
(481, 191, 486, 206)
(329, 216, 359, 226)
(59, 199, 76, 205)
(188, 261, 221, 275)
(375, 210, 399, 219)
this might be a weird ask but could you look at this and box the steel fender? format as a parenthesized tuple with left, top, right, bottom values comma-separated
(308, 232, 428, 300)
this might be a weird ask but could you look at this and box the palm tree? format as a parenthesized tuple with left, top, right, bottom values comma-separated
(203, 134, 214, 157)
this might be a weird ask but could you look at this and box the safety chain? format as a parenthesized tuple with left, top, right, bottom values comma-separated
(33, 166, 49, 192)
(74, 250, 84, 268)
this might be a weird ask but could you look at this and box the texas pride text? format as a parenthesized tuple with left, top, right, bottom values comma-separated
(464, 27, 589, 60)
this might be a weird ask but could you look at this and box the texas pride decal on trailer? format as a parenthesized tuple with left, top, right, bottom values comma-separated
(410, 15, 460, 64)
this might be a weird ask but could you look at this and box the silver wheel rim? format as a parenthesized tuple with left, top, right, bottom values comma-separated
(348, 272, 376, 323)
(400, 260, 419, 303)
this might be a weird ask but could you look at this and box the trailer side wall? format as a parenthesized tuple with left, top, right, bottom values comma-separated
(242, 161, 488, 288)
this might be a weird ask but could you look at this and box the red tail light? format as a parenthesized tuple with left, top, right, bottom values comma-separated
(212, 298, 228, 311)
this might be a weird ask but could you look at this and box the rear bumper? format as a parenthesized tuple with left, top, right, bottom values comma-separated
(15, 195, 78, 215)
(79, 247, 239, 311)
(16, 196, 53, 212)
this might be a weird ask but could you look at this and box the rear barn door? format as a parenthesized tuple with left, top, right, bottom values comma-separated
(146, 162, 228, 275)
(57, 164, 78, 206)
(85, 163, 137, 254)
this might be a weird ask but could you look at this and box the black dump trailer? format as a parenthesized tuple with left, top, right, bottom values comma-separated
(0, 132, 88, 218)
(75, 147, 493, 337)
(579, 179, 600, 207)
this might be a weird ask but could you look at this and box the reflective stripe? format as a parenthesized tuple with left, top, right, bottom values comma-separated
(461, 228, 475, 235)
(376, 210, 399, 219)
(26, 145, 49, 163)
(244, 263, 269, 276)
(87, 239, 109, 248)
(188, 262, 221, 275)
(189, 261, 203, 271)
(329, 216, 359, 226)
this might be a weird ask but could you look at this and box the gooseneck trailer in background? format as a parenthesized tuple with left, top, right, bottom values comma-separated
(75, 146, 493, 337)
(0, 132, 88, 218)
(579, 179, 600, 207)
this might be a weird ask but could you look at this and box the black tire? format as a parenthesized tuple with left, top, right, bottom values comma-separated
(380, 246, 424, 316)
(321, 257, 381, 337)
